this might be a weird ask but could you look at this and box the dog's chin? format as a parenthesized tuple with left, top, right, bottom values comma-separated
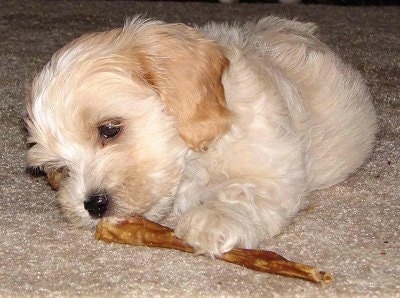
(60, 209, 100, 230)
(61, 206, 134, 230)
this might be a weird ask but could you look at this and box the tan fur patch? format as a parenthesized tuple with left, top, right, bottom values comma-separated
(123, 23, 232, 151)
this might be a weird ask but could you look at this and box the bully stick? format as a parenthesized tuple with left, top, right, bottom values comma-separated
(47, 167, 68, 191)
(95, 216, 333, 284)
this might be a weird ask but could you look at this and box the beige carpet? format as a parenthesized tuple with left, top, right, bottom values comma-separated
(0, 1, 399, 297)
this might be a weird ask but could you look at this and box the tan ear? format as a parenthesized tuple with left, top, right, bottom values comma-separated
(131, 22, 231, 151)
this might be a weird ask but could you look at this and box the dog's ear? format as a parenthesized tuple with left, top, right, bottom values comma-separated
(130, 22, 231, 151)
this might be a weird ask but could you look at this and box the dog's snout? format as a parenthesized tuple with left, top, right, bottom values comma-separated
(84, 192, 109, 218)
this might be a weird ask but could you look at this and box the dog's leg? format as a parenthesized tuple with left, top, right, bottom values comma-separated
(175, 181, 304, 256)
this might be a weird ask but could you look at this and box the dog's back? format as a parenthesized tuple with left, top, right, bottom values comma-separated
(254, 18, 377, 190)
(203, 17, 377, 191)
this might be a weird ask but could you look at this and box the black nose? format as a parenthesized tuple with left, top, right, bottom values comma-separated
(84, 192, 109, 218)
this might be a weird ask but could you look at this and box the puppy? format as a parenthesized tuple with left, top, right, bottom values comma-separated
(25, 17, 377, 256)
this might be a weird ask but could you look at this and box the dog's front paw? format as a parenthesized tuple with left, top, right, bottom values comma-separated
(174, 206, 258, 256)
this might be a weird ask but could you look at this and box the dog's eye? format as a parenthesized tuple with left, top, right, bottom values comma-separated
(98, 121, 121, 139)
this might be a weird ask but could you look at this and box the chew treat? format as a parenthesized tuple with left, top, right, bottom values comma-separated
(47, 168, 68, 190)
(96, 216, 333, 284)
(47, 171, 63, 190)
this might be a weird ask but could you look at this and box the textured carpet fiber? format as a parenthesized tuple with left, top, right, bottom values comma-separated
(0, 1, 399, 297)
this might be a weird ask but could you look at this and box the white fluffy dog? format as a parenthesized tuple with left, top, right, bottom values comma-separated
(25, 17, 377, 256)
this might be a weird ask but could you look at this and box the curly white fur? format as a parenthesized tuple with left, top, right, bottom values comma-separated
(25, 16, 377, 256)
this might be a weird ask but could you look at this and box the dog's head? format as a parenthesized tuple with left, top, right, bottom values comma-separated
(25, 18, 231, 228)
